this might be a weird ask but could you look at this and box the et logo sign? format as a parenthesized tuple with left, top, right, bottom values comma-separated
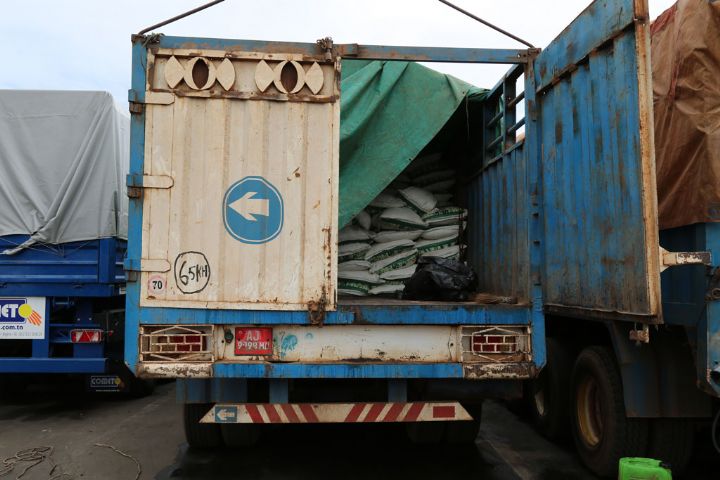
(0, 297, 46, 339)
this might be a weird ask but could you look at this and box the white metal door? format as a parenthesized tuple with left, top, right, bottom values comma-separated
(138, 48, 339, 311)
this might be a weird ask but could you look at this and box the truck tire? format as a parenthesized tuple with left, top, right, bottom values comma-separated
(445, 403, 482, 444)
(527, 337, 571, 440)
(571, 346, 648, 478)
(221, 424, 260, 448)
(646, 419, 694, 475)
(183, 403, 224, 448)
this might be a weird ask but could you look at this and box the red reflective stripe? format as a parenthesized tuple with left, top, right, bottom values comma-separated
(362, 403, 385, 423)
(264, 404, 282, 423)
(344, 403, 367, 423)
(281, 404, 301, 423)
(382, 403, 404, 422)
(299, 404, 319, 423)
(403, 402, 424, 422)
(432, 405, 456, 419)
(245, 404, 264, 423)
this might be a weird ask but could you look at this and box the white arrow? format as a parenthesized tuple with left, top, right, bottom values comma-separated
(229, 191, 270, 221)
(216, 408, 235, 421)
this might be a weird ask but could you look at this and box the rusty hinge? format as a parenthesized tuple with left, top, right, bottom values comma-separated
(126, 174, 174, 199)
(128, 92, 175, 115)
(316, 37, 335, 62)
(129, 102, 144, 114)
(307, 298, 327, 326)
(660, 247, 711, 273)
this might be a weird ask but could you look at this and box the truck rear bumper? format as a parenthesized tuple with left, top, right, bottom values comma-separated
(200, 402, 473, 424)
(138, 361, 538, 379)
(0, 358, 108, 374)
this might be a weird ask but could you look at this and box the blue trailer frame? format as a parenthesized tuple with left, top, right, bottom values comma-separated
(0, 235, 125, 374)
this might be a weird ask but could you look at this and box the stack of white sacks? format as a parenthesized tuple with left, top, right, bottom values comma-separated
(337, 154, 467, 297)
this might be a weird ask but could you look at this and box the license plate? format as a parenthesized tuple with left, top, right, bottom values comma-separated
(235, 327, 273, 355)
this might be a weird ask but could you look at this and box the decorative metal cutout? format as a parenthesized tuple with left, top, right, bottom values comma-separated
(254, 60, 275, 92)
(255, 60, 324, 94)
(305, 62, 324, 94)
(164, 56, 185, 89)
(216, 58, 236, 90)
(163, 56, 326, 95)
(184, 57, 216, 90)
(164, 56, 234, 91)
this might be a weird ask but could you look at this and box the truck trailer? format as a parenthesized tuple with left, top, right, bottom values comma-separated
(0, 90, 140, 393)
(524, 0, 720, 475)
(124, 0, 716, 476)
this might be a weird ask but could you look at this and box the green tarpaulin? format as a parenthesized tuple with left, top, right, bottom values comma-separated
(339, 60, 487, 227)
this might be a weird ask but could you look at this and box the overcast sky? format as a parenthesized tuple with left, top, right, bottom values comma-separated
(2, 0, 676, 105)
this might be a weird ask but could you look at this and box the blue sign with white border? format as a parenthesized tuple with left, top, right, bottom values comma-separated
(223, 176, 284, 244)
(215, 405, 238, 423)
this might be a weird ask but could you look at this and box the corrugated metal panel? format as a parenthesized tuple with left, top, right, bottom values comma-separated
(533, 0, 661, 320)
(467, 145, 529, 301)
(138, 48, 339, 311)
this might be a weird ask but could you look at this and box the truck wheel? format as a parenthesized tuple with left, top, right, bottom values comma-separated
(571, 346, 648, 478)
(527, 337, 571, 440)
(221, 424, 260, 448)
(646, 419, 694, 474)
(444, 403, 482, 444)
(183, 403, 224, 448)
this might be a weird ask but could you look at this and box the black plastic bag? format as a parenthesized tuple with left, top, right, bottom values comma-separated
(403, 257, 478, 301)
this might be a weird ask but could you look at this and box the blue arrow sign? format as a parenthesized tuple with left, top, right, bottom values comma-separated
(215, 405, 238, 423)
(223, 176, 284, 244)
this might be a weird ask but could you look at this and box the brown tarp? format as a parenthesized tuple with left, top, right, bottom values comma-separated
(651, 0, 720, 229)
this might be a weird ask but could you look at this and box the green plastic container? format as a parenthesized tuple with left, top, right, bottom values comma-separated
(618, 458, 672, 480)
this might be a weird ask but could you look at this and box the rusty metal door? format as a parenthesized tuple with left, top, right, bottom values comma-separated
(136, 47, 339, 311)
(533, 0, 661, 322)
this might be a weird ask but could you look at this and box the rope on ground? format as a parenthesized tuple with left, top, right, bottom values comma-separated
(0, 446, 55, 479)
(93, 444, 141, 480)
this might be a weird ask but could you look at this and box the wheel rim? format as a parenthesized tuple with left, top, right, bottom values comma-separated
(576, 375, 603, 448)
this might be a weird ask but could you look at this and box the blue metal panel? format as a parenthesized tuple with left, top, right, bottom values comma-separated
(525, 61, 548, 370)
(212, 363, 463, 379)
(124, 39, 148, 374)
(534, 0, 636, 91)
(534, 0, 659, 320)
(0, 358, 107, 373)
(467, 144, 529, 300)
(154, 36, 528, 64)
(0, 236, 126, 297)
(133, 303, 531, 326)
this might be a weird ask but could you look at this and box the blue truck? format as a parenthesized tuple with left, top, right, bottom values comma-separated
(0, 90, 141, 393)
(124, 0, 718, 477)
